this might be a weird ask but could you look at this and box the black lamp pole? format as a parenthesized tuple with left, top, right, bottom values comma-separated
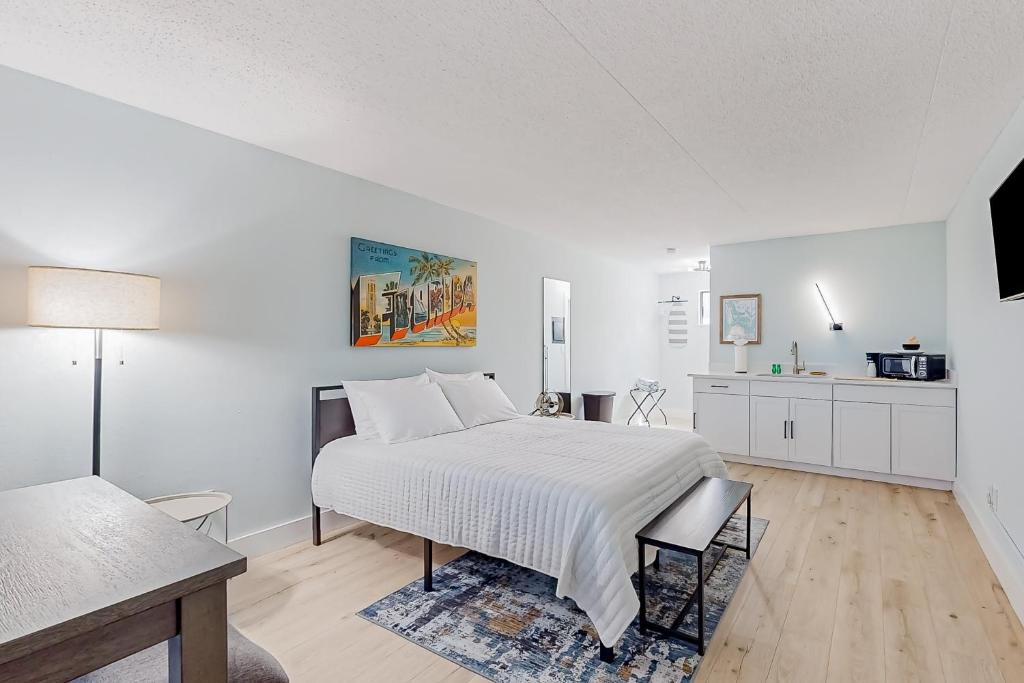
(92, 328, 103, 477)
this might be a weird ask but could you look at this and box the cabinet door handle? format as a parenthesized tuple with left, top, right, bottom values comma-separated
(790, 420, 795, 440)
(693, 412, 697, 431)
(710, 384, 729, 388)
(784, 420, 788, 439)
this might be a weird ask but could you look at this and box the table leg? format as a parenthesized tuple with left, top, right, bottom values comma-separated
(168, 582, 227, 683)
(638, 540, 647, 633)
(746, 494, 752, 559)
(697, 550, 705, 655)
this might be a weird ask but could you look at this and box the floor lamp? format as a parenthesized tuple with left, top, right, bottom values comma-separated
(27, 266, 161, 477)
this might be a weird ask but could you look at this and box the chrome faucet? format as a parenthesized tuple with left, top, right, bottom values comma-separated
(791, 341, 806, 375)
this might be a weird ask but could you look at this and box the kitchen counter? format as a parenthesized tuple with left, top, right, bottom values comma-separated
(688, 371, 956, 390)
(689, 370, 957, 488)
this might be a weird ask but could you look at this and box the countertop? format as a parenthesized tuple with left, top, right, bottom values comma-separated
(689, 371, 957, 390)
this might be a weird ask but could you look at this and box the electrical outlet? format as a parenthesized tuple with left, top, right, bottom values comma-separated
(988, 485, 999, 513)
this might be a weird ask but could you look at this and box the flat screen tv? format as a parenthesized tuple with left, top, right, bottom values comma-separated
(991, 157, 1024, 301)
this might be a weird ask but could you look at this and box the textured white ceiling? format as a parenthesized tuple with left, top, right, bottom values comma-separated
(2, 1, 1023, 269)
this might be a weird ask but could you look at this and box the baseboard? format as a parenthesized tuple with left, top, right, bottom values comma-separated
(229, 509, 359, 558)
(953, 482, 1024, 623)
(723, 454, 952, 491)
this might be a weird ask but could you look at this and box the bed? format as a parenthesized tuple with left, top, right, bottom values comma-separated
(309, 378, 727, 656)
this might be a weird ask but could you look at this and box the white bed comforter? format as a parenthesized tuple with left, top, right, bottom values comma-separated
(311, 416, 726, 646)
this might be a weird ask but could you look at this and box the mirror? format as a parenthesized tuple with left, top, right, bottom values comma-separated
(543, 278, 571, 397)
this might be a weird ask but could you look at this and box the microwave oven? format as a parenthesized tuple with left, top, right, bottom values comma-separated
(877, 353, 946, 381)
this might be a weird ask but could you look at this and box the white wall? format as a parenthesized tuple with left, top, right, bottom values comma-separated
(709, 223, 947, 375)
(0, 67, 659, 545)
(946, 97, 1024, 617)
(657, 270, 710, 420)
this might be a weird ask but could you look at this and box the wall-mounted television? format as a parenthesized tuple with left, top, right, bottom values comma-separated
(991, 157, 1024, 301)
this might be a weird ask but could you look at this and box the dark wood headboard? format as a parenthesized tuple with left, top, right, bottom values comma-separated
(310, 384, 354, 454)
(310, 372, 495, 545)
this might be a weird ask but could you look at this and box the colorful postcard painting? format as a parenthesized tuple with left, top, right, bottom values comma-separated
(351, 237, 477, 347)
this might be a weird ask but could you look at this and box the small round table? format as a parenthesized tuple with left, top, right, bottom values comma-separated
(147, 491, 233, 543)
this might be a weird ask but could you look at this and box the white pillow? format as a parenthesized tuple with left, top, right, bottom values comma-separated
(362, 382, 465, 444)
(426, 367, 485, 383)
(343, 373, 428, 440)
(438, 378, 520, 428)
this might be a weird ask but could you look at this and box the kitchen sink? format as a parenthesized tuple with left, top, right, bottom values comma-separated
(754, 372, 829, 378)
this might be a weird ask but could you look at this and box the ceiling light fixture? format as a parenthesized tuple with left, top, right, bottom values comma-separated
(691, 260, 711, 272)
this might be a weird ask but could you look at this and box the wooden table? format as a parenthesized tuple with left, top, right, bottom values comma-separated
(0, 477, 246, 682)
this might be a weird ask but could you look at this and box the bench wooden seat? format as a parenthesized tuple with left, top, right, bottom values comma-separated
(635, 477, 752, 655)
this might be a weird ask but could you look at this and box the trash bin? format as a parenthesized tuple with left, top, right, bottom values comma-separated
(582, 391, 616, 423)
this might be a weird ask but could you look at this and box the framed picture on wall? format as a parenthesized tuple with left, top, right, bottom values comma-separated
(350, 237, 477, 347)
(719, 293, 762, 344)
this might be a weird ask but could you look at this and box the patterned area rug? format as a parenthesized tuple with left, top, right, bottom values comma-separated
(359, 514, 768, 682)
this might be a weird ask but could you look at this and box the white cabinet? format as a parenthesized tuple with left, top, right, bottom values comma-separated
(833, 401, 891, 474)
(693, 378, 749, 395)
(694, 392, 749, 456)
(892, 405, 956, 480)
(750, 395, 832, 465)
(790, 399, 833, 466)
(691, 375, 957, 485)
(750, 396, 789, 460)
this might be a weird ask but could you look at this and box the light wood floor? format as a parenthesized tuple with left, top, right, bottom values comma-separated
(228, 464, 1024, 682)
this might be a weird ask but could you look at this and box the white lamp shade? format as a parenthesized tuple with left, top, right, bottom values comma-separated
(27, 266, 161, 330)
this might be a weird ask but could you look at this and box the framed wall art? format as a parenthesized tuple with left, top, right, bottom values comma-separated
(719, 293, 762, 344)
(351, 237, 477, 347)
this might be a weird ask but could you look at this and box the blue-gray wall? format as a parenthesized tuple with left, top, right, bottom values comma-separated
(710, 222, 947, 375)
(0, 66, 659, 544)
(946, 97, 1024, 617)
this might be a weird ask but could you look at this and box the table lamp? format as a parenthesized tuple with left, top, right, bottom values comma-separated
(27, 266, 161, 476)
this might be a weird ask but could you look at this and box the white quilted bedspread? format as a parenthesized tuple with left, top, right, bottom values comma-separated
(311, 416, 726, 646)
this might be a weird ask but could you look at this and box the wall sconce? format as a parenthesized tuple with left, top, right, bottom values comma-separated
(815, 283, 844, 331)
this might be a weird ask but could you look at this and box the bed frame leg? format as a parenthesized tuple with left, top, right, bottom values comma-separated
(599, 644, 614, 663)
(424, 538, 434, 591)
(312, 502, 322, 546)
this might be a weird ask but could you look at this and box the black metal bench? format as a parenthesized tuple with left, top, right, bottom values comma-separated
(635, 477, 752, 655)
(422, 477, 752, 665)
